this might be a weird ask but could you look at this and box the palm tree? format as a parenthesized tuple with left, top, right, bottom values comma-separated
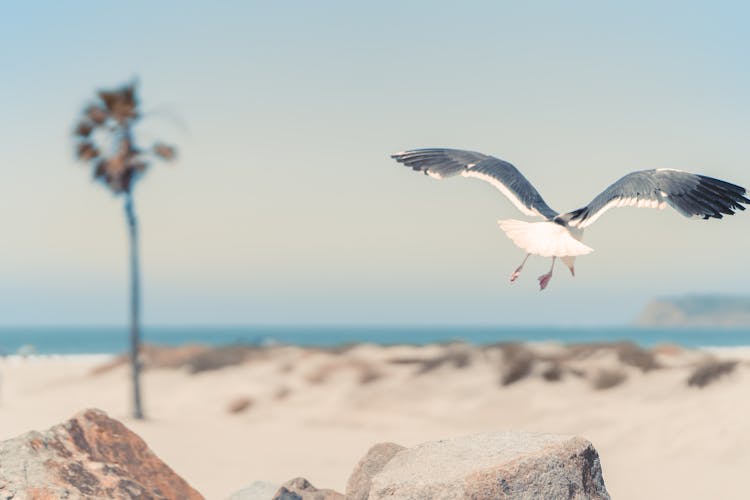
(72, 81, 176, 419)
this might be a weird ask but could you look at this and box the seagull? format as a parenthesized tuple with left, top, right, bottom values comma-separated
(391, 148, 749, 290)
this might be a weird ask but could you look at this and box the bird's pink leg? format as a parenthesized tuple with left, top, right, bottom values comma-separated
(538, 257, 556, 291)
(510, 253, 530, 284)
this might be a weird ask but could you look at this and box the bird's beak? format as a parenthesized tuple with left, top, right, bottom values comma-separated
(569, 266, 575, 277)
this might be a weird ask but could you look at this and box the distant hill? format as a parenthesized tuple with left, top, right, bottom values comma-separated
(635, 295, 750, 327)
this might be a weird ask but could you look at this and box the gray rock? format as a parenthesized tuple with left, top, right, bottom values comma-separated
(346, 442, 406, 500)
(367, 431, 610, 500)
(226, 480, 280, 500)
(272, 477, 344, 500)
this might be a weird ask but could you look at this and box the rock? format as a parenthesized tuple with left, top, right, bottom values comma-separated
(346, 442, 406, 500)
(272, 477, 344, 500)
(226, 480, 280, 499)
(366, 431, 610, 500)
(0, 408, 203, 499)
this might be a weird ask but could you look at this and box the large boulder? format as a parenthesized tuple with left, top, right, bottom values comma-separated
(357, 432, 610, 500)
(0, 409, 203, 499)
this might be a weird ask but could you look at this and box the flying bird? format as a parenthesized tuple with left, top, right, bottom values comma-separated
(391, 148, 749, 290)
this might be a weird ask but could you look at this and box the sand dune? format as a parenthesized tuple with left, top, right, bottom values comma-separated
(0, 343, 748, 499)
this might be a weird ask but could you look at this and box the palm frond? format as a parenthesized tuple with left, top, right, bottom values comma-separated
(98, 84, 138, 123)
(152, 142, 177, 161)
(76, 142, 99, 161)
(85, 105, 108, 125)
(74, 121, 94, 138)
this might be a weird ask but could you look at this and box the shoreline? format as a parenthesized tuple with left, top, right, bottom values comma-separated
(3, 340, 750, 359)
(4, 324, 750, 358)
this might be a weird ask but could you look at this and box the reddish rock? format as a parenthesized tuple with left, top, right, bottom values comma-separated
(0, 409, 203, 499)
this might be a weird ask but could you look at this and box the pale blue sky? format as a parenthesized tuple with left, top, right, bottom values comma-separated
(1, 1, 748, 326)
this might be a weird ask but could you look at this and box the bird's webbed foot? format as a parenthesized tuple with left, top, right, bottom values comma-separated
(537, 257, 556, 291)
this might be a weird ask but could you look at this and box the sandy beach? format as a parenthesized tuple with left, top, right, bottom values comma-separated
(1, 342, 749, 499)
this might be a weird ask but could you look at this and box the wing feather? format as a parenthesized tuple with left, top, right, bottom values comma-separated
(561, 170, 749, 228)
(391, 148, 558, 219)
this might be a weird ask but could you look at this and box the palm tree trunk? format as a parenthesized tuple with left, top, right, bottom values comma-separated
(125, 192, 144, 419)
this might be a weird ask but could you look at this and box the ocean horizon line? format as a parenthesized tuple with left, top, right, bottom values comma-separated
(2, 323, 750, 330)
(2, 324, 750, 356)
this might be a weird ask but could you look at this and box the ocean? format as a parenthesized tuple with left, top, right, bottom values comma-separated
(2, 325, 750, 355)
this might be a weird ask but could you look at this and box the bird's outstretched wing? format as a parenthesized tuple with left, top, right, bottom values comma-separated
(562, 169, 749, 228)
(391, 148, 558, 219)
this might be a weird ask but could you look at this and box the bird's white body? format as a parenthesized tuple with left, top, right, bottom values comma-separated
(497, 219, 592, 257)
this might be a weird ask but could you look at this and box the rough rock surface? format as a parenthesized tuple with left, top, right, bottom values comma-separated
(346, 442, 406, 500)
(366, 432, 610, 500)
(272, 477, 344, 500)
(0, 408, 203, 500)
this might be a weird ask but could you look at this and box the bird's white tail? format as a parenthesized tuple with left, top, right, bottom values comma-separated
(498, 219, 593, 257)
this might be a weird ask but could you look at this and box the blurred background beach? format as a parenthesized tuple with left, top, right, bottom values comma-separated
(1, 1, 749, 499)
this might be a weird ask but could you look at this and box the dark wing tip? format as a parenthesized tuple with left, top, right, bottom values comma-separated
(389, 148, 469, 178)
(390, 149, 433, 164)
(697, 175, 747, 194)
(692, 176, 750, 219)
(390, 150, 427, 169)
